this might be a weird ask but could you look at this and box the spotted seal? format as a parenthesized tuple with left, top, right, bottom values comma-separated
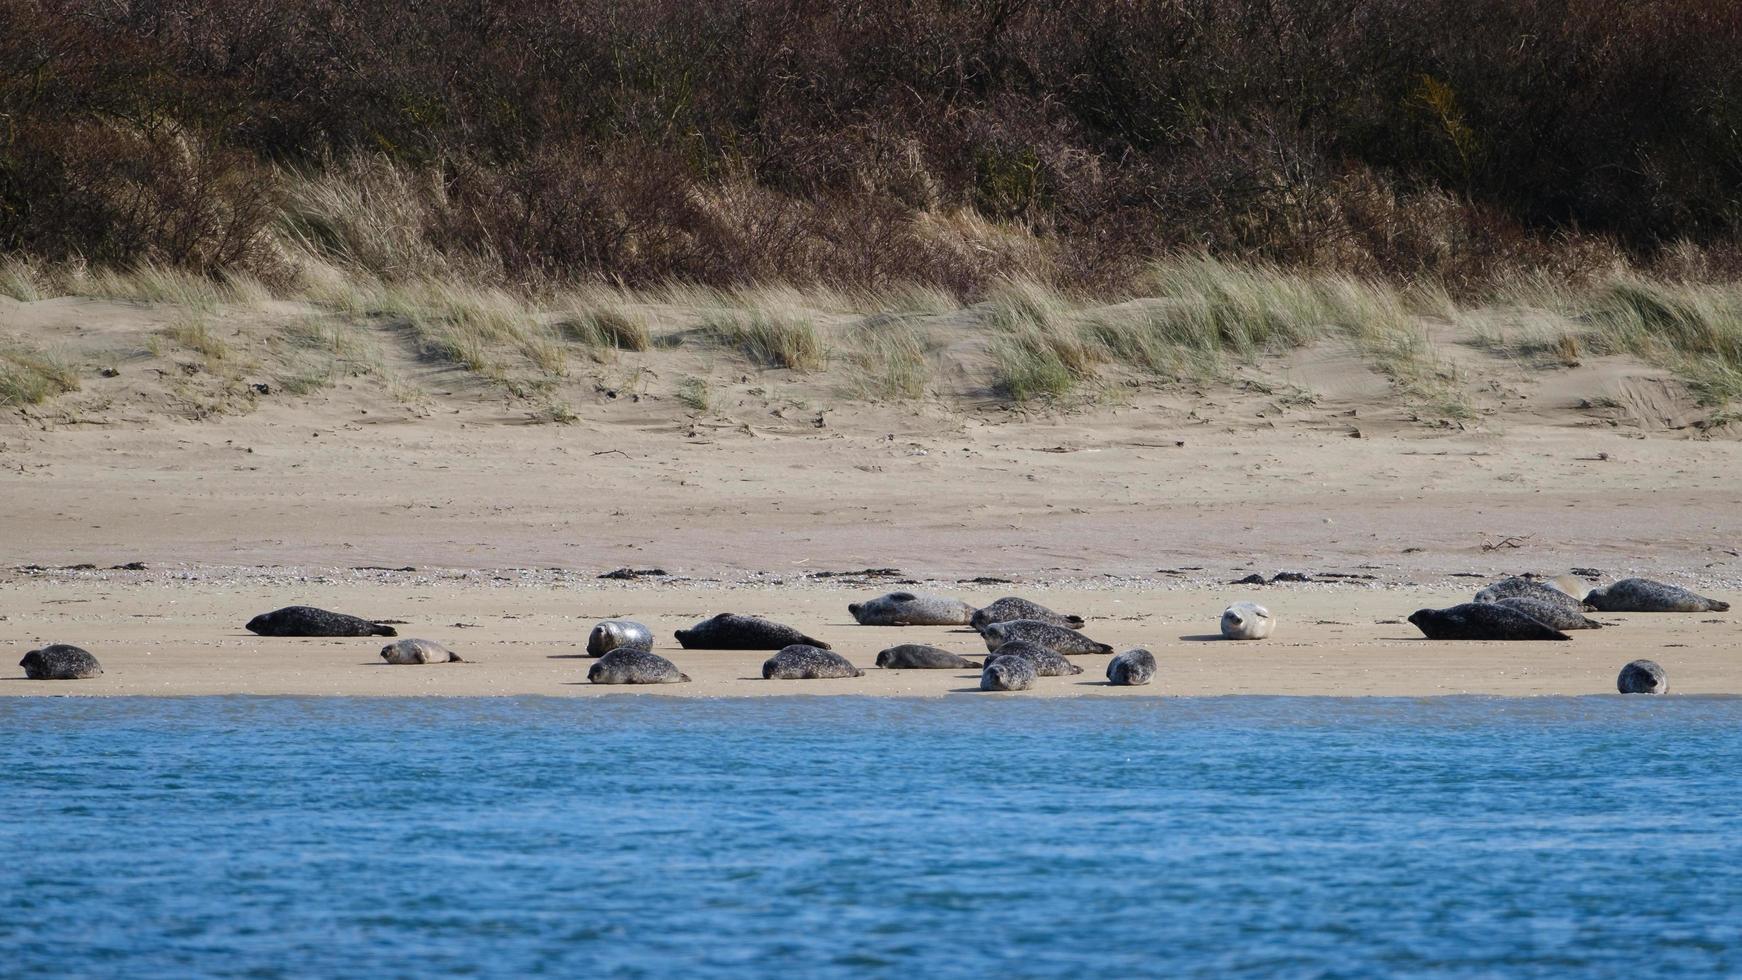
(985, 640, 1083, 677)
(675, 614, 828, 650)
(969, 597, 1085, 633)
(1220, 602, 1274, 640)
(1408, 603, 1571, 641)
(762, 644, 863, 679)
(587, 620, 654, 657)
(1492, 597, 1603, 630)
(980, 621, 1113, 657)
(246, 606, 397, 637)
(1473, 577, 1587, 613)
(980, 655, 1037, 692)
(1616, 659, 1669, 695)
(1106, 648, 1156, 686)
(588, 649, 691, 684)
(849, 592, 975, 626)
(19, 644, 102, 680)
(874, 645, 982, 670)
(379, 639, 463, 664)
(1584, 579, 1730, 613)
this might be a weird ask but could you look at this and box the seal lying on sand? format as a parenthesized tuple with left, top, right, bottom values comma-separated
(1106, 648, 1156, 686)
(19, 644, 102, 680)
(675, 614, 829, 650)
(849, 592, 975, 626)
(1220, 602, 1274, 640)
(588, 649, 690, 684)
(587, 620, 654, 657)
(1617, 659, 1669, 695)
(980, 656, 1037, 692)
(1474, 577, 1587, 613)
(1584, 579, 1730, 613)
(874, 645, 981, 670)
(980, 621, 1113, 657)
(1492, 597, 1603, 630)
(762, 645, 863, 679)
(969, 597, 1085, 633)
(246, 606, 397, 637)
(985, 641, 1083, 677)
(379, 639, 463, 664)
(1408, 603, 1571, 641)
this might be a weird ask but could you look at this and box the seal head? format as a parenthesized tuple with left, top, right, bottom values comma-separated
(1106, 648, 1157, 686)
(1617, 659, 1669, 694)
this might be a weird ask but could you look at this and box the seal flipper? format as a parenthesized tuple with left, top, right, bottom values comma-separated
(373, 624, 398, 637)
(1065, 615, 1086, 628)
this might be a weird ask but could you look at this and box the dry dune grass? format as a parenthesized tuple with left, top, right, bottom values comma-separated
(0, 338, 79, 406)
(5, 248, 1742, 420)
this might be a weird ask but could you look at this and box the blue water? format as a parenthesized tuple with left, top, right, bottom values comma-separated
(2, 697, 1740, 978)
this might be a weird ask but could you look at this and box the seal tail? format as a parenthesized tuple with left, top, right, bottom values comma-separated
(448, 654, 465, 663)
(1711, 600, 1731, 612)
(373, 624, 398, 637)
(1066, 616, 1086, 628)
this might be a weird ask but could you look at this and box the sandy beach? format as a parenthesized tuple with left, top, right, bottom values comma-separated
(5, 295, 1741, 697)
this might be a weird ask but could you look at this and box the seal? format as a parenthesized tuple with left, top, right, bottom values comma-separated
(1408, 603, 1571, 641)
(874, 645, 982, 670)
(969, 597, 1086, 633)
(588, 649, 691, 685)
(849, 592, 976, 626)
(762, 644, 864, 679)
(980, 655, 1037, 692)
(1220, 602, 1274, 640)
(1106, 648, 1156, 686)
(1491, 597, 1603, 631)
(246, 606, 397, 637)
(980, 620, 1113, 657)
(1473, 577, 1587, 613)
(675, 614, 829, 650)
(985, 640, 1083, 676)
(379, 639, 464, 664)
(1616, 659, 1669, 695)
(1584, 578, 1730, 613)
(587, 620, 654, 657)
(19, 643, 102, 680)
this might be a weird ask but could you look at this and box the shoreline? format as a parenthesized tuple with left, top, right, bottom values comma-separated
(5, 573, 1737, 698)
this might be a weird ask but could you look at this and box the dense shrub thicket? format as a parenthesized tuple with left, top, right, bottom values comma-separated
(2, 0, 1740, 292)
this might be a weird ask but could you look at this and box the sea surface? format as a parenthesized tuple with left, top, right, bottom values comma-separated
(2, 696, 1739, 978)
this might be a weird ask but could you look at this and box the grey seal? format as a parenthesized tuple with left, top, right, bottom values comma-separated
(379, 639, 463, 664)
(985, 640, 1083, 677)
(849, 592, 976, 626)
(1492, 597, 1603, 630)
(587, 620, 654, 657)
(588, 649, 691, 684)
(1473, 577, 1588, 613)
(1617, 659, 1669, 695)
(970, 597, 1086, 633)
(874, 645, 982, 670)
(1408, 603, 1571, 641)
(1584, 579, 1730, 613)
(1106, 648, 1156, 686)
(762, 644, 864, 679)
(1220, 601, 1274, 640)
(980, 620, 1113, 657)
(675, 614, 829, 650)
(19, 644, 102, 680)
(246, 606, 397, 637)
